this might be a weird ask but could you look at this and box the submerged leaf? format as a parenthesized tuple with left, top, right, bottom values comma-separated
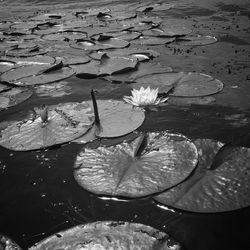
(154, 139, 250, 213)
(29, 221, 181, 250)
(0, 102, 94, 151)
(74, 131, 198, 197)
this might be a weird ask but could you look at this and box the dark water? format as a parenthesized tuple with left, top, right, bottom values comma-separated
(0, 0, 250, 249)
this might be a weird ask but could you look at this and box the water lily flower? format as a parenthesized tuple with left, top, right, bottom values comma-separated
(123, 86, 168, 107)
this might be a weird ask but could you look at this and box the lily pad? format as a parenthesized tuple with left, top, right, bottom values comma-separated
(11, 67, 75, 86)
(176, 35, 217, 46)
(71, 38, 129, 51)
(1, 64, 51, 83)
(0, 82, 11, 93)
(0, 102, 94, 151)
(0, 87, 33, 110)
(158, 19, 193, 37)
(29, 221, 181, 250)
(132, 72, 224, 97)
(131, 36, 175, 45)
(74, 131, 198, 197)
(74, 56, 138, 78)
(0, 55, 55, 66)
(167, 96, 216, 106)
(42, 31, 87, 41)
(154, 139, 250, 213)
(94, 100, 144, 138)
(136, 3, 174, 12)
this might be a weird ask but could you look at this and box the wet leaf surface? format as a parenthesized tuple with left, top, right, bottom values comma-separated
(12, 67, 75, 86)
(0, 83, 11, 93)
(0, 87, 33, 110)
(74, 131, 198, 197)
(132, 72, 224, 97)
(74, 56, 138, 78)
(0, 102, 94, 151)
(176, 35, 217, 46)
(131, 36, 175, 45)
(29, 221, 181, 250)
(71, 38, 129, 51)
(154, 139, 250, 213)
(76, 100, 145, 140)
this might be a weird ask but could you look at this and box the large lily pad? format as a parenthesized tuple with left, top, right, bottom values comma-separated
(131, 36, 175, 45)
(0, 83, 11, 93)
(42, 31, 87, 41)
(132, 72, 224, 97)
(74, 131, 198, 197)
(11, 67, 75, 86)
(76, 100, 145, 140)
(176, 35, 217, 46)
(154, 139, 250, 213)
(1, 64, 50, 83)
(0, 87, 33, 110)
(136, 3, 174, 12)
(71, 38, 129, 51)
(0, 102, 94, 151)
(29, 221, 181, 250)
(74, 56, 138, 78)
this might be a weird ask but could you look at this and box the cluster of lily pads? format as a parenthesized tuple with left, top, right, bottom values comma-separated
(0, 0, 249, 212)
(0, 1, 250, 249)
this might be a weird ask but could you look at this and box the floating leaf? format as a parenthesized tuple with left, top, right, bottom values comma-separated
(129, 63, 173, 80)
(12, 67, 75, 86)
(0, 102, 94, 151)
(167, 96, 216, 106)
(29, 221, 181, 250)
(42, 31, 87, 41)
(76, 99, 145, 141)
(1, 64, 50, 83)
(0, 87, 33, 110)
(0, 82, 11, 93)
(10, 55, 55, 65)
(71, 38, 129, 51)
(154, 139, 250, 213)
(74, 131, 198, 197)
(136, 3, 174, 12)
(132, 72, 224, 97)
(131, 36, 175, 45)
(158, 19, 193, 37)
(74, 56, 138, 78)
(99, 56, 138, 75)
(176, 35, 217, 46)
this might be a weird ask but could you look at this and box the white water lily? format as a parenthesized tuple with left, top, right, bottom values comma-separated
(123, 86, 168, 106)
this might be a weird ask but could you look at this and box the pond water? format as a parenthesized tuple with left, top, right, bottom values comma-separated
(0, 0, 250, 249)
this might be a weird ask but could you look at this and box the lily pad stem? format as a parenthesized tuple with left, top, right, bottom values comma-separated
(91, 89, 100, 125)
(134, 133, 146, 157)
